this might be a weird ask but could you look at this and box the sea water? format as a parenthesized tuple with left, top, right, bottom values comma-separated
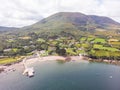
(0, 60, 120, 90)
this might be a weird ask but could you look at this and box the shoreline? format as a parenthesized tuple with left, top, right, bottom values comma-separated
(88, 58, 120, 65)
(0, 55, 120, 74)
(0, 55, 84, 74)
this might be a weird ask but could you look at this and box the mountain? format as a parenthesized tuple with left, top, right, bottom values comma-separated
(0, 26, 18, 32)
(22, 12, 120, 32)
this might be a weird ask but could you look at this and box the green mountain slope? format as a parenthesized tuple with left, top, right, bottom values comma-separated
(22, 12, 120, 33)
(0, 26, 18, 31)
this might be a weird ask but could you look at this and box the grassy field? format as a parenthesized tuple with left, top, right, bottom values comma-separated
(110, 41, 120, 45)
(80, 37, 87, 42)
(81, 43, 90, 48)
(93, 38, 106, 43)
(0, 57, 23, 65)
(93, 44, 119, 51)
(87, 37, 94, 41)
(93, 44, 103, 49)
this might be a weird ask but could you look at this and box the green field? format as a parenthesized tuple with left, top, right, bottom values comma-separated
(0, 57, 23, 65)
(93, 44, 119, 51)
(80, 37, 87, 41)
(87, 37, 94, 41)
(93, 38, 106, 43)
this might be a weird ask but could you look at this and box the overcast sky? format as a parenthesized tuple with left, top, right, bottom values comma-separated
(0, 0, 120, 27)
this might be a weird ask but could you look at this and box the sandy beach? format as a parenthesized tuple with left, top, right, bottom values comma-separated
(1, 55, 119, 75)
(0, 55, 84, 74)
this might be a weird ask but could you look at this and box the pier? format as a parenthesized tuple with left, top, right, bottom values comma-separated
(22, 51, 42, 77)
(22, 58, 34, 77)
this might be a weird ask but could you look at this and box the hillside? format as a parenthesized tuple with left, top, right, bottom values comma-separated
(0, 26, 18, 32)
(22, 12, 120, 33)
(0, 12, 120, 64)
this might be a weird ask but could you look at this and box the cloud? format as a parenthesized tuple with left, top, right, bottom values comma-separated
(59, 0, 120, 22)
(0, 0, 120, 27)
(59, 0, 100, 14)
(98, 0, 120, 22)
(0, 0, 58, 27)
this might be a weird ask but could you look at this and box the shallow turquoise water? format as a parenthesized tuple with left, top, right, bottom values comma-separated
(0, 60, 120, 90)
